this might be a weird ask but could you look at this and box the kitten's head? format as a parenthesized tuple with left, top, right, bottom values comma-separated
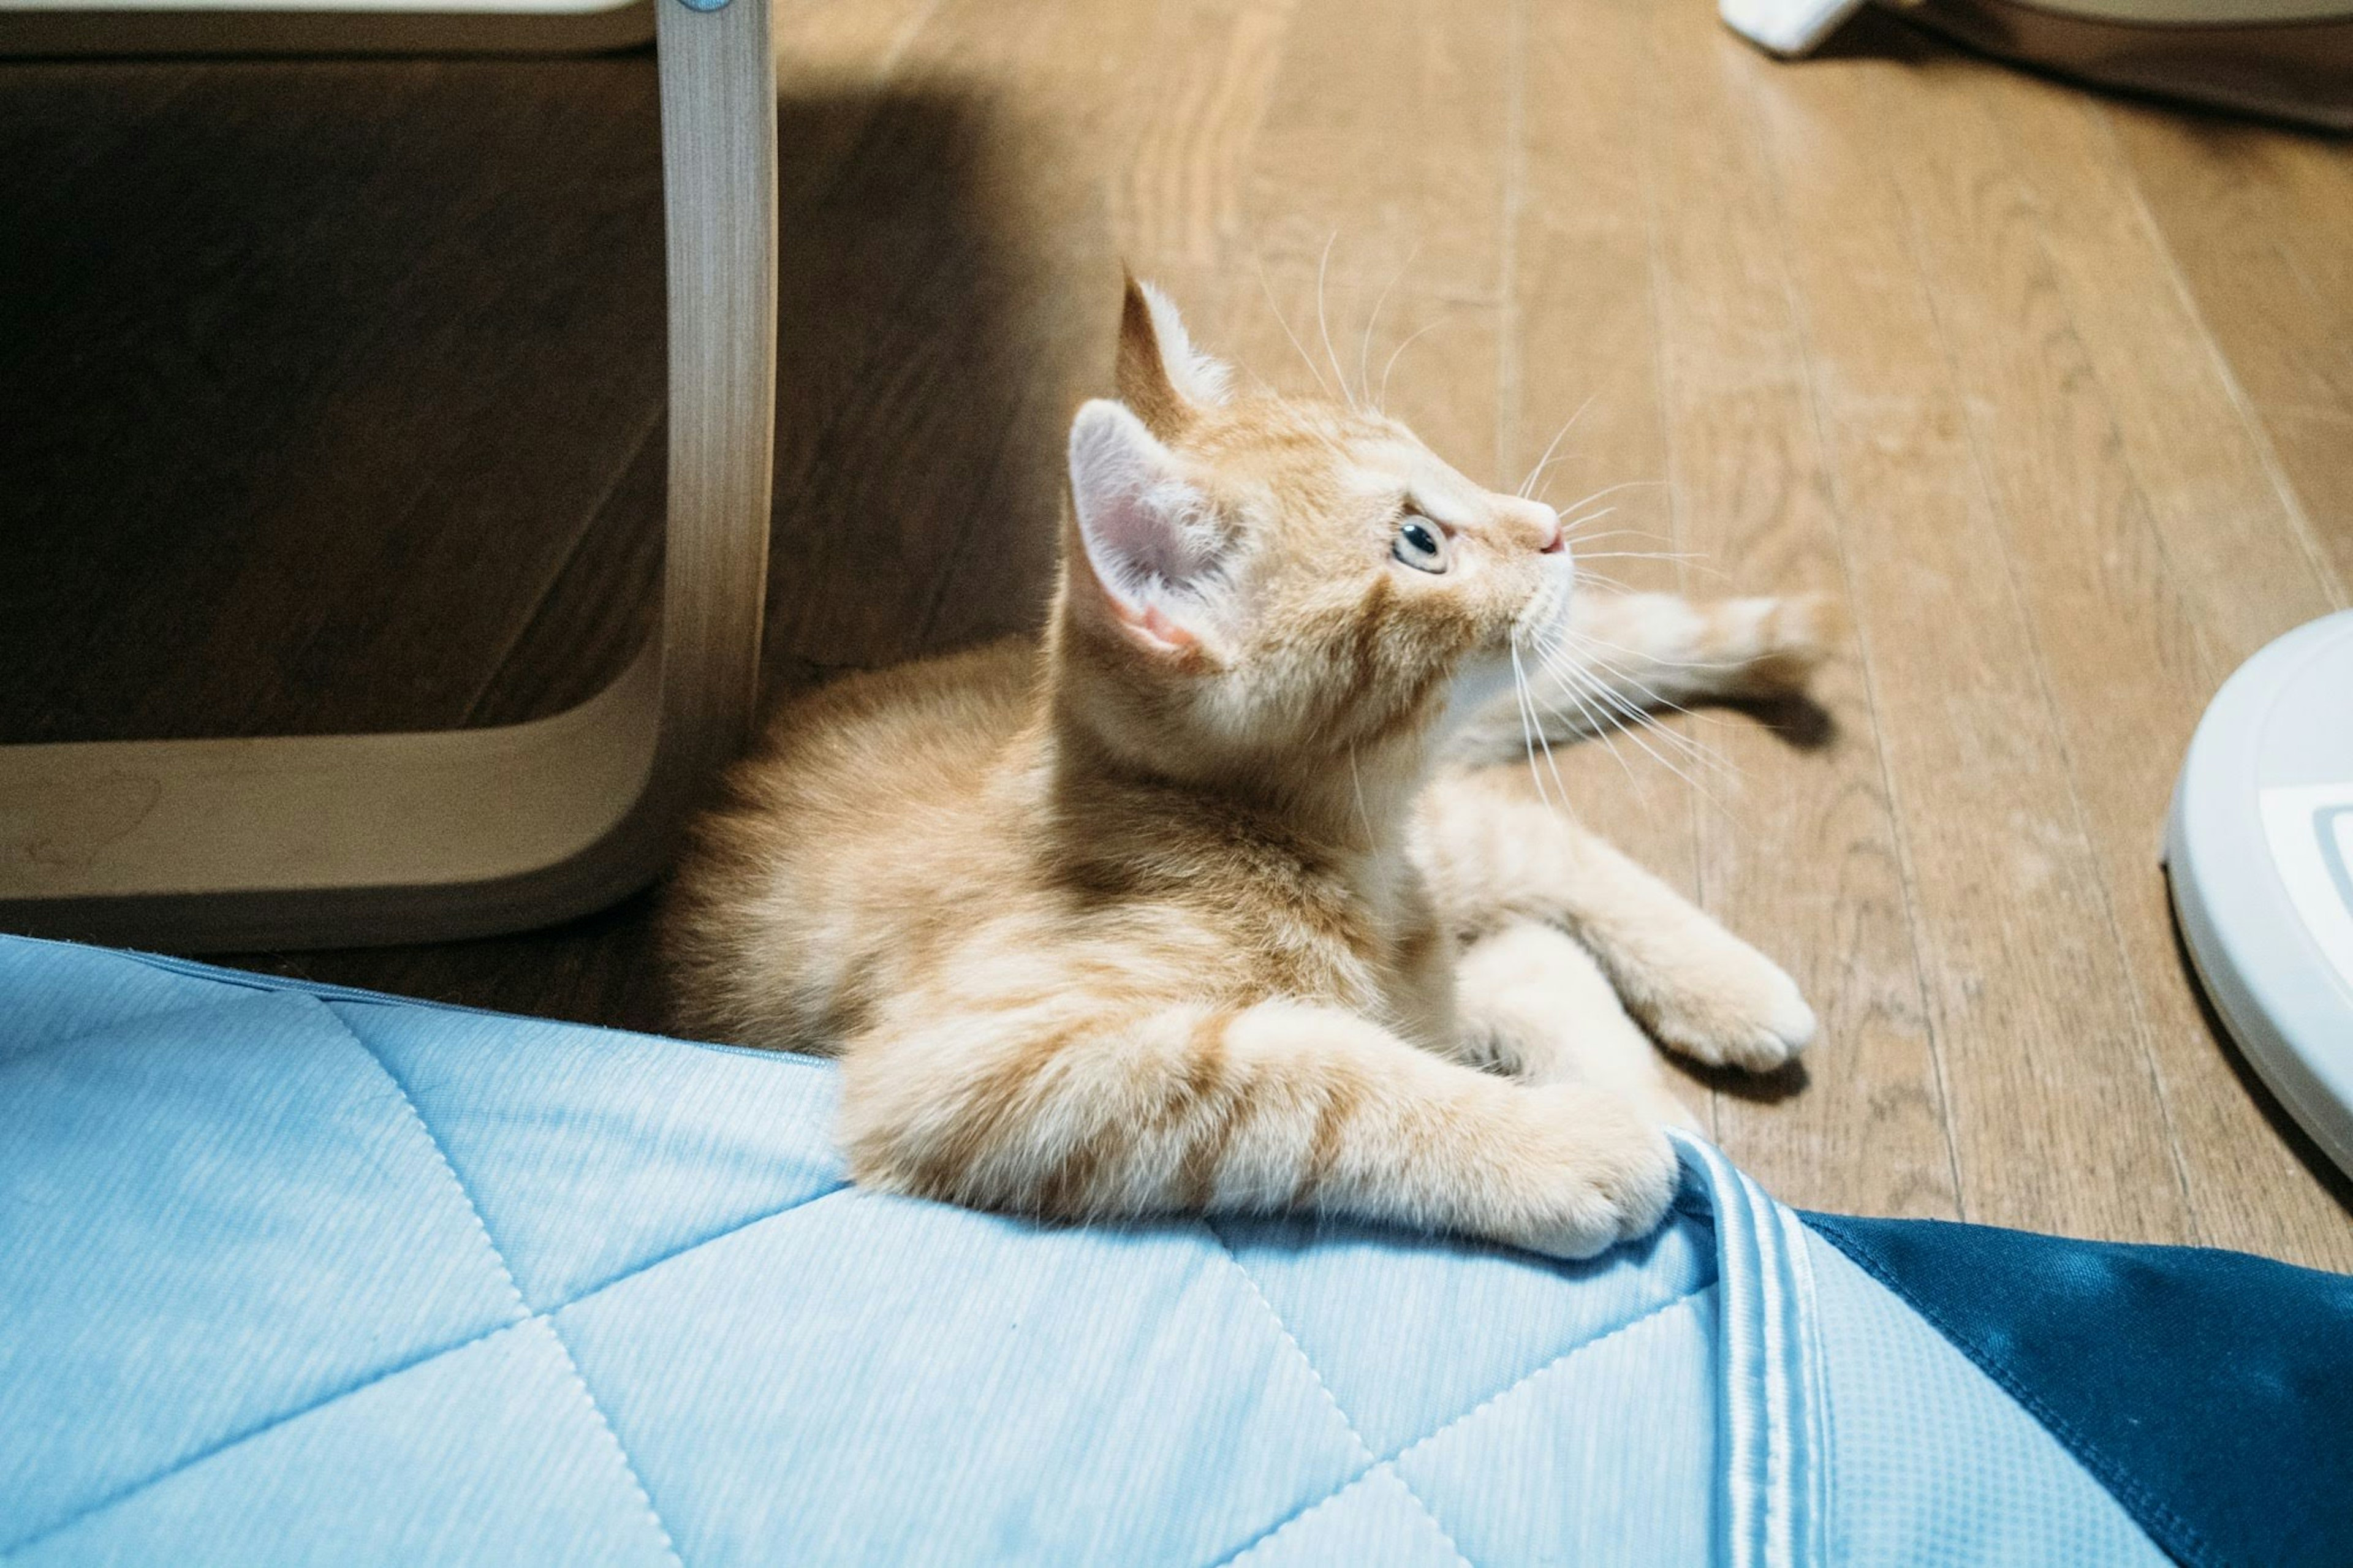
(1053, 276, 1572, 784)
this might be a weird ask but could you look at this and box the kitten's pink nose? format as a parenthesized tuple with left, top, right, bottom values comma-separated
(1536, 510, 1566, 555)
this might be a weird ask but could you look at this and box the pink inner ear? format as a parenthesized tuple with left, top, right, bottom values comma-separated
(1108, 593, 1199, 654)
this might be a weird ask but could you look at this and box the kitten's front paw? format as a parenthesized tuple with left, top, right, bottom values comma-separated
(1637, 945, 1816, 1072)
(1512, 1084, 1680, 1260)
(1727, 591, 1840, 699)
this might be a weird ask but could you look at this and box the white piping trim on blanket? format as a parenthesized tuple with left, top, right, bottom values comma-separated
(1670, 1132, 1827, 1568)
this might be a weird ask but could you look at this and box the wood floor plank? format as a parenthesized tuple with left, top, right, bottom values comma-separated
(1635, 1, 1957, 1216)
(1108, 0, 1303, 273)
(1238, 0, 1511, 298)
(1938, 69, 2353, 1267)
(1509, 0, 1707, 1133)
(3, 61, 476, 741)
(1749, 25, 2234, 1246)
(2246, 128, 2353, 331)
(2111, 105, 2353, 605)
(1975, 74, 2338, 667)
(1, 59, 668, 742)
(752, 0, 1163, 675)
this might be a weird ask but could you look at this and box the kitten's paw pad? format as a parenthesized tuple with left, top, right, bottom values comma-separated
(1515, 1086, 1680, 1259)
(1643, 955, 1816, 1072)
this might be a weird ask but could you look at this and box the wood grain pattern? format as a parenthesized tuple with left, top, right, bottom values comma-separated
(2112, 105, 2353, 605)
(1737, 22, 2182, 1243)
(1639, 0, 1958, 1217)
(3, 1, 2347, 1261)
(1512, 0, 1711, 1151)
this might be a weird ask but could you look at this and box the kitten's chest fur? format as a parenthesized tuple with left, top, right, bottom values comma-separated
(1066, 800, 1459, 1050)
(665, 639, 1461, 1055)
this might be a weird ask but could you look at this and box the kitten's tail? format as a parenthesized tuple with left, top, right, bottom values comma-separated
(1450, 590, 1836, 768)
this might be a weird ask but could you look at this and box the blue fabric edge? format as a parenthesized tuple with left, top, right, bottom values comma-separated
(1800, 1211, 2353, 1568)
(1802, 1214, 2195, 1567)
(0, 934, 808, 1067)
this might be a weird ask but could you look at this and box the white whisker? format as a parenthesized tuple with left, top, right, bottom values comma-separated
(1536, 631, 1745, 772)
(1559, 665, 1730, 809)
(1521, 648, 1575, 808)
(1542, 635, 1734, 749)
(1556, 527, 1682, 548)
(1550, 656, 1740, 785)
(1544, 657, 1645, 795)
(1377, 317, 1446, 408)
(1557, 626, 1757, 673)
(1315, 233, 1352, 407)
(1539, 477, 1667, 518)
(1517, 392, 1597, 499)
(1569, 569, 1637, 596)
(1548, 635, 1736, 725)
(1255, 254, 1332, 400)
(1509, 642, 1554, 811)
(1346, 743, 1374, 844)
(1358, 244, 1416, 413)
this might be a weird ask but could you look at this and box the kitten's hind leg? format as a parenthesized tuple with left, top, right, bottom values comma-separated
(836, 988, 1678, 1259)
(1450, 590, 1835, 763)
(1455, 921, 1703, 1134)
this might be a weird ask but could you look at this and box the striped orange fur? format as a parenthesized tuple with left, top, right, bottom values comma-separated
(666, 278, 1828, 1259)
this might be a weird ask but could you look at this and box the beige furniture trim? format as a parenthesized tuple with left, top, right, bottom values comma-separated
(0, 0, 776, 951)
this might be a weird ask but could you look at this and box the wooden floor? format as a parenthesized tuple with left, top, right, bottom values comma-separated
(5, 1, 2350, 1267)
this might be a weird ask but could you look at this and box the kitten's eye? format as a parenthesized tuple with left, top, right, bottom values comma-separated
(1392, 516, 1450, 574)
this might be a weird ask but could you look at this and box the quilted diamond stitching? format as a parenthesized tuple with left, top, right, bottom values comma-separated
(1207, 1279, 1707, 1568)
(329, 1003, 689, 1568)
(1386, 1287, 1700, 1468)
(1220, 1463, 1456, 1568)
(1206, 1229, 1477, 1568)
(13, 952, 1708, 1567)
(1216, 1472, 1362, 1567)
(9, 1187, 862, 1559)
(538, 1317, 691, 1568)
(10, 1179, 858, 1553)
(333, 1009, 530, 1327)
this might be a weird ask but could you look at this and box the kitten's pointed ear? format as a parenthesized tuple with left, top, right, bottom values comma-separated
(1067, 398, 1227, 658)
(1116, 273, 1230, 439)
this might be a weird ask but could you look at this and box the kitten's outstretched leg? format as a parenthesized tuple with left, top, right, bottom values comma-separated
(1416, 772, 1816, 1071)
(1560, 589, 1836, 709)
(836, 988, 1677, 1259)
(1449, 590, 1835, 763)
(1455, 920, 1703, 1133)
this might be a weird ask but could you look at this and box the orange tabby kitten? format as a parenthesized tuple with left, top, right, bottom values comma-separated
(666, 278, 1828, 1259)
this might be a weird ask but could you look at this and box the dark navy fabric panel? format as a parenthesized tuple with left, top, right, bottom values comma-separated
(1805, 1212, 2353, 1568)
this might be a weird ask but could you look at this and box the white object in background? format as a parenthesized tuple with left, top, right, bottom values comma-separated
(2167, 611, 2353, 1184)
(1720, 0, 2353, 131)
(1719, 0, 1872, 55)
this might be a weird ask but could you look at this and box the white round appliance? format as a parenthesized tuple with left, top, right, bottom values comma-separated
(2167, 610, 2353, 1181)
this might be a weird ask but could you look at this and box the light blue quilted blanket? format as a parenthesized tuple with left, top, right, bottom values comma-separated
(0, 937, 2177, 1566)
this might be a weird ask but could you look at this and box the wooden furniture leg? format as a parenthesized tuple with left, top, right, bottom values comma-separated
(0, 0, 777, 952)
